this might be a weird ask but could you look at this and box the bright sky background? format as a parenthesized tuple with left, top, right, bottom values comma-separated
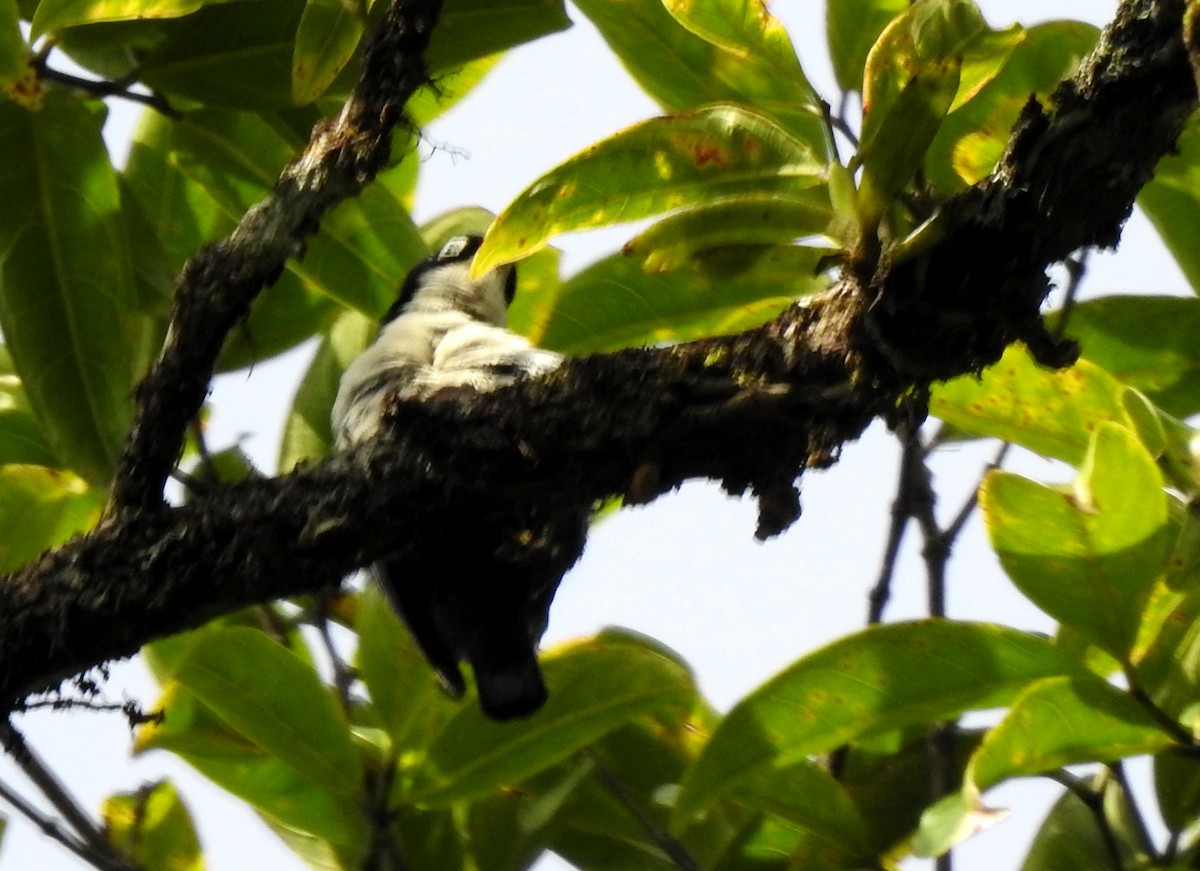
(8, 1, 1193, 869)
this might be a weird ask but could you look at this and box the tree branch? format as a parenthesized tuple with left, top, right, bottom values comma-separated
(0, 0, 1192, 711)
(110, 0, 445, 513)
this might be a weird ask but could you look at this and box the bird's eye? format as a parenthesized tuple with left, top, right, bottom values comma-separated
(438, 235, 484, 262)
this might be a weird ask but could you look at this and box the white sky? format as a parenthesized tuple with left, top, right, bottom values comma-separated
(9, 1, 1192, 869)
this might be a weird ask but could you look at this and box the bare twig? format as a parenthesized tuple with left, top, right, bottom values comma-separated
(31, 58, 180, 118)
(1045, 769, 1126, 871)
(0, 776, 123, 871)
(585, 750, 700, 871)
(0, 722, 132, 870)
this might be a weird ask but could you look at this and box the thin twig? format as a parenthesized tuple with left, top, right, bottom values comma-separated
(1108, 760, 1159, 863)
(867, 433, 917, 623)
(0, 722, 133, 870)
(314, 593, 356, 712)
(585, 750, 700, 871)
(0, 776, 120, 871)
(32, 60, 180, 118)
(362, 759, 410, 871)
(1054, 249, 1091, 339)
(1045, 769, 1126, 871)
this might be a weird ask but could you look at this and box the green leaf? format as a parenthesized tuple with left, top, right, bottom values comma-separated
(1020, 788, 1121, 871)
(426, 0, 571, 75)
(0, 0, 33, 98)
(826, 0, 908, 93)
(478, 104, 824, 272)
(406, 54, 501, 127)
(173, 626, 363, 799)
(856, 0, 986, 225)
(0, 465, 100, 572)
(31, 0, 238, 36)
(972, 677, 1175, 792)
(102, 782, 203, 871)
(0, 347, 58, 469)
(925, 20, 1097, 191)
(137, 0, 300, 109)
(125, 108, 421, 369)
(0, 95, 136, 485)
(407, 629, 695, 806)
(355, 584, 458, 751)
(279, 310, 374, 470)
(981, 423, 1171, 661)
(292, 0, 364, 104)
(728, 761, 870, 856)
(1156, 751, 1200, 834)
(136, 677, 366, 851)
(623, 192, 836, 272)
(1059, 295, 1200, 419)
(930, 343, 1132, 466)
(674, 621, 1078, 824)
(573, 0, 826, 150)
(534, 247, 828, 355)
(912, 675, 1176, 857)
(1140, 120, 1200, 296)
(660, 0, 821, 143)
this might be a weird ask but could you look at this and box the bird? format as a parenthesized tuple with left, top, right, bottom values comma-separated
(331, 235, 573, 720)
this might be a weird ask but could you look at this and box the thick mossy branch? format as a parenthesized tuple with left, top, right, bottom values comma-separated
(0, 0, 1193, 710)
(110, 0, 445, 514)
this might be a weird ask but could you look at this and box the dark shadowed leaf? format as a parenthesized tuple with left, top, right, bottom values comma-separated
(407, 630, 695, 806)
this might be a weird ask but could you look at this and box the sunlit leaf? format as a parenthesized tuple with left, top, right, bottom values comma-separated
(1059, 295, 1200, 419)
(930, 344, 1131, 466)
(981, 424, 1171, 661)
(478, 104, 825, 272)
(925, 21, 1098, 191)
(103, 781, 204, 871)
(913, 674, 1176, 857)
(0, 95, 136, 485)
(675, 621, 1078, 824)
(856, 0, 986, 225)
(0, 465, 100, 572)
(573, 0, 826, 149)
(174, 626, 364, 799)
(32, 0, 241, 33)
(407, 630, 695, 806)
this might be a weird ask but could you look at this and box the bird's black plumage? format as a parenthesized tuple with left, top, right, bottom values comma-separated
(333, 235, 579, 720)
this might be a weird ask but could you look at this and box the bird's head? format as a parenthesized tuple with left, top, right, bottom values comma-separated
(382, 235, 516, 327)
